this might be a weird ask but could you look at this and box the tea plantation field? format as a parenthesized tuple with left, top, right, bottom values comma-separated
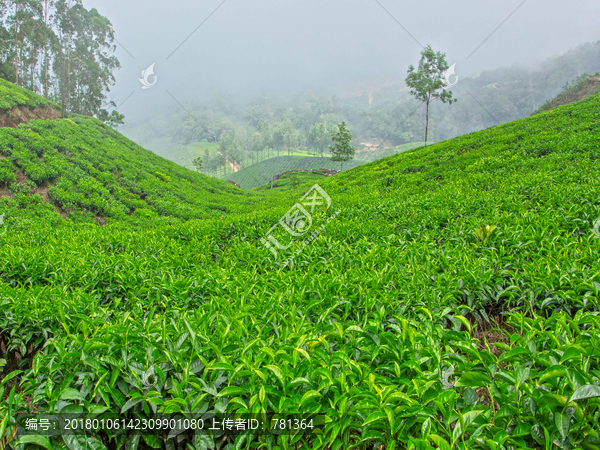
(0, 79, 60, 111)
(1, 82, 600, 450)
(224, 156, 365, 190)
(226, 143, 424, 190)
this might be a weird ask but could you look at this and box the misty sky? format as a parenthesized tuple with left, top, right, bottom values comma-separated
(83, 0, 600, 123)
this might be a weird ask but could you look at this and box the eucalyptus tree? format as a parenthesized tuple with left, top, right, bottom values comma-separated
(0, 2, 16, 82)
(52, 0, 120, 117)
(218, 129, 239, 176)
(4, 0, 46, 89)
(405, 44, 456, 146)
(41, 0, 55, 97)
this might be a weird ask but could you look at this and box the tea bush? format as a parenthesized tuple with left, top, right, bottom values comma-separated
(0, 78, 60, 111)
(1, 82, 600, 449)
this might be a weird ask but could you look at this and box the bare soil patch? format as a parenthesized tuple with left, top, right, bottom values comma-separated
(0, 105, 61, 128)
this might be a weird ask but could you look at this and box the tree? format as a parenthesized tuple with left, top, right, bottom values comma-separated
(97, 108, 124, 129)
(249, 131, 263, 165)
(329, 122, 355, 171)
(0, 1, 122, 119)
(41, 0, 56, 97)
(219, 129, 239, 176)
(215, 151, 227, 176)
(174, 111, 222, 144)
(204, 148, 210, 171)
(307, 122, 331, 157)
(405, 44, 456, 146)
(53, 0, 121, 118)
(236, 126, 255, 166)
(259, 119, 273, 159)
(0, 7, 17, 82)
(273, 119, 298, 157)
(4, 0, 47, 89)
(205, 153, 222, 176)
(192, 156, 203, 173)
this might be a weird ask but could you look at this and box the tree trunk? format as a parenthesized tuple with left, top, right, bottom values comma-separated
(425, 99, 430, 146)
(44, 0, 49, 98)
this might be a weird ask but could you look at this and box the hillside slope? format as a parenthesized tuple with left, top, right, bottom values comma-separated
(227, 143, 426, 189)
(1, 89, 600, 449)
(225, 155, 365, 189)
(534, 72, 600, 114)
(0, 78, 61, 127)
(0, 81, 265, 229)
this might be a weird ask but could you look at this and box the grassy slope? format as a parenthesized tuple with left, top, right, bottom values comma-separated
(255, 169, 330, 191)
(0, 78, 60, 111)
(534, 72, 600, 114)
(353, 141, 427, 162)
(119, 135, 221, 171)
(225, 155, 365, 189)
(0, 111, 265, 229)
(1, 89, 600, 448)
(229, 143, 426, 190)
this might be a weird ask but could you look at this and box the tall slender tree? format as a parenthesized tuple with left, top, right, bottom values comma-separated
(0, 0, 122, 123)
(405, 44, 456, 146)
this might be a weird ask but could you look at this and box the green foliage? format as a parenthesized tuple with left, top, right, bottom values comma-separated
(406, 45, 455, 105)
(1, 77, 600, 449)
(1, 0, 121, 120)
(273, 118, 300, 157)
(473, 224, 497, 245)
(406, 44, 456, 145)
(226, 156, 364, 189)
(307, 122, 331, 157)
(534, 72, 600, 114)
(0, 112, 260, 225)
(192, 156, 203, 172)
(0, 78, 60, 111)
(329, 122, 355, 171)
(123, 40, 600, 173)
(97, 109, 125, 129)
(0, 158, 16, 185)
(255, 170, 326, 192)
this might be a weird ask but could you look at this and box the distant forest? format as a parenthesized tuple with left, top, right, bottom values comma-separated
(3, 2, 599, 178)
(124, 40, 600, 176)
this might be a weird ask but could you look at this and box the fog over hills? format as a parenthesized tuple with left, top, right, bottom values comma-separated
(83, 0, 600, 124)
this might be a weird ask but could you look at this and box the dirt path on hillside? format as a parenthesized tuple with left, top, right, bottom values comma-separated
(217, 151, 240, 173)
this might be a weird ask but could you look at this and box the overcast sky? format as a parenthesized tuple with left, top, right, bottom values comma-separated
(83, 0, 600, 123)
